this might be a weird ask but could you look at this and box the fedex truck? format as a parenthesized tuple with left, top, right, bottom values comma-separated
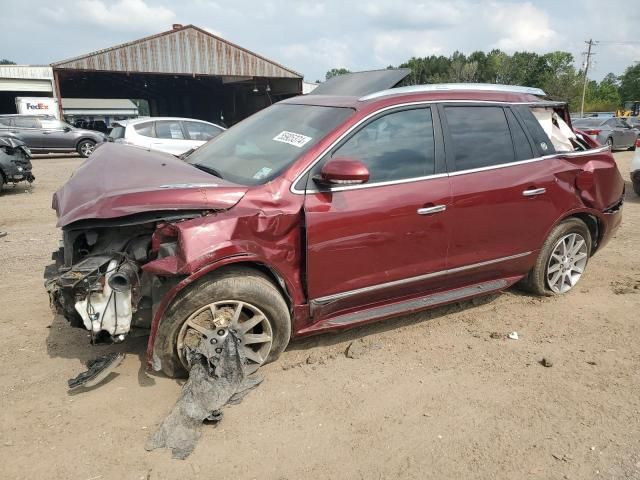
(15, 97, 59, 119)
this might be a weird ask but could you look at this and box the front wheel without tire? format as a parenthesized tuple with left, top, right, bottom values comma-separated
(520, 218, 592, 296)
(77, 140, 96, 158)
(154, 267, 291, 378)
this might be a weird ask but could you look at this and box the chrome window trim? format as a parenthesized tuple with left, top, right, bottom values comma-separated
(290, 100, 609, 195)
(311, 251, 532, 306)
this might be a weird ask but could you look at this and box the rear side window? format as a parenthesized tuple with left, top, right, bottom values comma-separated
(505, 109, 534, 161)
(155, 121, 184, 140)
(332, 107, 435, 182)
(444, 106, 513, 171)
(109, 126, 125, 139)
(13, 117, 39, 128)
(514, 106, 556, 155)
(134, 122, 155, 137)
(184, 121, 222, 141)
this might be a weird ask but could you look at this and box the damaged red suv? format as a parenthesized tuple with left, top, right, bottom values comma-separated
(46, 81, 624, 377)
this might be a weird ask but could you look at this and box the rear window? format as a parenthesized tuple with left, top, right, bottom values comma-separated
(444, 106, 514, 171)
(134, 121, 154, 137)
(13, 117, 39, 128)
(109, 126, 126, 139)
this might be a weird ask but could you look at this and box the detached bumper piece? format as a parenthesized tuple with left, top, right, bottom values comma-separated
(45, 254, 140, 343)
(67, 352, 125, 391)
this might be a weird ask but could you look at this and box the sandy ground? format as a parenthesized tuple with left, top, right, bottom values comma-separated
(0, 152, 639, 480)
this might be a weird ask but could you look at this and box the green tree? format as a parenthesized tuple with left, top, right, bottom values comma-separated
(619, 63, 640, 102)
(325, 68, 351, 80)
(0, 59, 16, 65)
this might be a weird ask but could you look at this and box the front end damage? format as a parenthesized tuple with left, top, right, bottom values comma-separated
(45, 216, 196, 343)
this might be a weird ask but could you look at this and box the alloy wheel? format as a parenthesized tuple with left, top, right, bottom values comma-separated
(80, 142, 95, 156)
(176, 300, 273, 374)
(546, 233, 588, 293)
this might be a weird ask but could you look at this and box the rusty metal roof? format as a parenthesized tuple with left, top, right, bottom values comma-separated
(52, 25, 302, 79)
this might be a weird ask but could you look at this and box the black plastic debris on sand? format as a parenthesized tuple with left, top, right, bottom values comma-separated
(68, 352, 125, 391)
(146, 328, 263, 460)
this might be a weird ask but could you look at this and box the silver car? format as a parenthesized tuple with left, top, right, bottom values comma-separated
(0, 115, 107, 157)
(573, 117, 638, 151)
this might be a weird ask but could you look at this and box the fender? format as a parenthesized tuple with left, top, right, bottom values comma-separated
(144, 253, 307, 368)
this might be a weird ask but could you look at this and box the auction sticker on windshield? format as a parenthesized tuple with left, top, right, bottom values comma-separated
(273, 131, 312, 148)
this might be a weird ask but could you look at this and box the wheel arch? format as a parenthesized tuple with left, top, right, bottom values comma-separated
(145, 256, 299, 368)
(74, 137, 96, 149)
(552, 211, 602, 253)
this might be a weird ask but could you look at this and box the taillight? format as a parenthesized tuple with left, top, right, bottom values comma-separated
(582, 129, 601, 135)
(636, 138, 640, 148)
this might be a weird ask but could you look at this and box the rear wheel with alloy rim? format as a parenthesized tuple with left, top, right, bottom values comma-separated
(155, 267, 291, 378)
(606, 137, 613, 149)
(520, 218, 592, 296)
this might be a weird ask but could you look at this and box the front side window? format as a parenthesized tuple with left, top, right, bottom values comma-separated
(184, 121, 222, 141)
(13, 117, 39, 129)
(40, 119, 71, 130)
(155, 121, 184, 140)
(187, 103, 354, 185)
(444, 106, 514, 171)
(332, 108, 435, 182)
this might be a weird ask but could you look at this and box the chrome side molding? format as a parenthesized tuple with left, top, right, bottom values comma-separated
(311, 251, 532, 307)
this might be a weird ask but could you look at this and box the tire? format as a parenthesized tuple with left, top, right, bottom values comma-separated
(154, 266, 291, 378)
(520, 218, 592, 296)
(633, 179, 640, 196)
(77, 139, 96, 158)
(606, 137, 613, 149)
(630, 138, 638, 151)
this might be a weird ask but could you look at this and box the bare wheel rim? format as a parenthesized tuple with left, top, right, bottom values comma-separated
(176, 300, 273, 374)
(546, 233, 588, 294)
(80, 142, 94, 156)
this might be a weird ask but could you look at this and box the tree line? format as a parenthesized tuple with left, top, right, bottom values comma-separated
(325, 50, 640, 113)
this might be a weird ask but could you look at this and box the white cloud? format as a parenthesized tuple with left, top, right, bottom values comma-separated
(486, 2, 558, 51)
(373, 31, 445, 66)
(70, 0, 175, 31)
(281, 38, 352, 74)
(362, 1, 463, 29)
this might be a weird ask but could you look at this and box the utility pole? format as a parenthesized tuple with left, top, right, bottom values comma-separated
(580, 39, 595, 118)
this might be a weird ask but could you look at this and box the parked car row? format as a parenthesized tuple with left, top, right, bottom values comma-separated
(45, 79, 625, 378)
(0, 114, 225, 158)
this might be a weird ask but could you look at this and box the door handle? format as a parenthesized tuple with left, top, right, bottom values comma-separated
(417, 205, 446, 215)
(522, 187, 546, 197)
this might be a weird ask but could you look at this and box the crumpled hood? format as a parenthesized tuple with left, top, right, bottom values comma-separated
(53, 143, 248, 227)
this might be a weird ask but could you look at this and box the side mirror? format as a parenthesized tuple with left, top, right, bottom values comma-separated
(314, 157, 370, 186)
(63, 126, 72, 132)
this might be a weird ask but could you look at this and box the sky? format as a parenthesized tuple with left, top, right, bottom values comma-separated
(2, 0, 639, 82)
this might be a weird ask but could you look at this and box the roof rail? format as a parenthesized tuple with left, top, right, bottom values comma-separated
(359, 83, 546, 101)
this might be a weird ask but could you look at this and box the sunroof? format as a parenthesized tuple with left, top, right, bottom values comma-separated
(308, 69, 411, 96)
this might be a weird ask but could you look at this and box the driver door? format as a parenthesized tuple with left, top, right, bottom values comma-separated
(303, 106, 452, 319)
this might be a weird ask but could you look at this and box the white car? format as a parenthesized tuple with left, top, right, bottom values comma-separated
(109, 117, 225, 156)
(632, 137, 640, 195)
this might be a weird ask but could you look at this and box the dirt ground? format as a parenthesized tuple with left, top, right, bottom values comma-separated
(1, 152, 639, 480)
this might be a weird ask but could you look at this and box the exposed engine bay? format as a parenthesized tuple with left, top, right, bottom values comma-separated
(45, 212, 201, 344)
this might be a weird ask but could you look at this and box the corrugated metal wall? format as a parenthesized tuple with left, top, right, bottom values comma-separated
(53, 26, 301, 79)
(0, 65, 53, 80)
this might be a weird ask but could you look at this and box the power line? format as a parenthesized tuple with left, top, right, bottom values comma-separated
(580, 39, 595, 118)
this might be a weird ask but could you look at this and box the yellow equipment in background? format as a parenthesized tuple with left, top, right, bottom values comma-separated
(616, 101, 640, 117)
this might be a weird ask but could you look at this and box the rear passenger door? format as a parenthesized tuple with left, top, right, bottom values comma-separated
(11, 117, 42, 149)
(441, 104, 566, 285)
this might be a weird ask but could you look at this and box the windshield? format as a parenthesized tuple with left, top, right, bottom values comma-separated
(186, 103, 354, 185)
